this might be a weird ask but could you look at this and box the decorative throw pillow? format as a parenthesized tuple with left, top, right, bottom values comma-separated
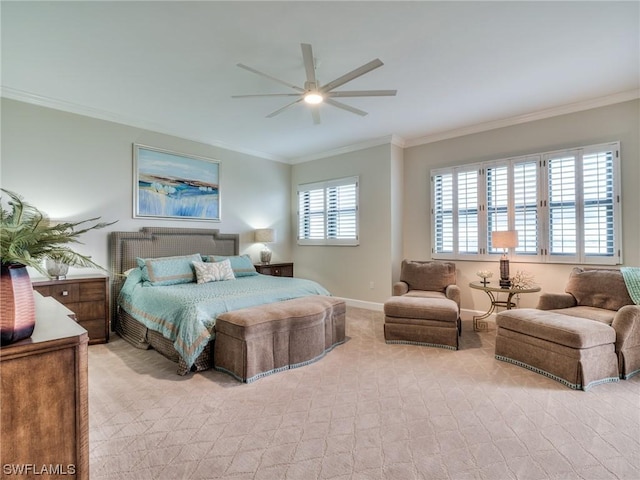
(193, 259, 235, 284)
(136, 253, 202, 286)
(400, 260, 457, 292)
(207, 254, 257, 277)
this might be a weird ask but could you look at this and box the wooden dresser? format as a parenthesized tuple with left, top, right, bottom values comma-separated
(32, 274, 109, 344)
(254, 262, 294, 277)
(0, 292, 89, 480)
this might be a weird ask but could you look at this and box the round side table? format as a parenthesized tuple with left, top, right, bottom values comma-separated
(469, 281, 541, 331)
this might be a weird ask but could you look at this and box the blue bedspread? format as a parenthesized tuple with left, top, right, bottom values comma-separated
(118, 269, 330, 370)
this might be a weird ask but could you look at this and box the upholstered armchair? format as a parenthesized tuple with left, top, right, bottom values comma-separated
(537, 267, 640, 379)
(384, 260, 461, 350)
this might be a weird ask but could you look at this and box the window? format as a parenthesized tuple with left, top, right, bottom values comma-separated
(431, 142, 621, 265)
(297, 176, 359, 246)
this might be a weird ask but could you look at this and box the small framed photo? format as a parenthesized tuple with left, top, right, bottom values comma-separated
(133, 144, 220, 221)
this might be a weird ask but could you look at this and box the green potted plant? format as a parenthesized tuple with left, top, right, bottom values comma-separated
(1, 188, 114, 345)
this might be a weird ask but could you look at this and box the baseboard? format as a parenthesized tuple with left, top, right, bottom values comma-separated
(336, 297, 384, 312)
(461, 308, 497, 324)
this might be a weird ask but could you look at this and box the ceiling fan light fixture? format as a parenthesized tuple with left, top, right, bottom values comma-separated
(234, 43, 397, 122)
(304, 92, 323, 105)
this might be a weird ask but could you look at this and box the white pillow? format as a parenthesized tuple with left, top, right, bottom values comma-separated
(193, 259, 235, 284)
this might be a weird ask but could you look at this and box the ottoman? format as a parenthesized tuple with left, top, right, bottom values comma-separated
(213, 296, 346, 383)
(495, 309, 620, 390)
(384, 295, 460, 350)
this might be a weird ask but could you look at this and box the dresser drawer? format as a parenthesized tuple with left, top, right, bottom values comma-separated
(67, 301, 106, 321)
(36, 283, 80, 304)
(32, 275, 109, 344)
(254, 263, 294, 277)
(80, 318, 108, 342)
(271, 265, 293, 277)
(79, 280, 106, 301)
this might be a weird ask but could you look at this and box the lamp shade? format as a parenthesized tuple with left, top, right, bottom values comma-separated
(492, 230, 519, 249)
(254, 228, 275, 243)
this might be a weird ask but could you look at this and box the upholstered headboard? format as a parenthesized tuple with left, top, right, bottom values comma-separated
(108, 227, 239, 328)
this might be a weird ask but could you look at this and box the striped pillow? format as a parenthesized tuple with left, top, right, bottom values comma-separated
(207, 254, 257, 277)
(136, 253, 202, 286)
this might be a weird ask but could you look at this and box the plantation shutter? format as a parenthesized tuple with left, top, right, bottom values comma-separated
(432, 172, 454, 255)
(582, 145, 617, 261)
(457, 169, 479, 254)
(486, 164, 509, 253)
(547, 152, 578, 260)
(298, 186, 325, 241)
(513, 157, 539, 255)
(431, 142, 620, 265)
(327, 182, 357, 240)
(298, 177, 359, 246)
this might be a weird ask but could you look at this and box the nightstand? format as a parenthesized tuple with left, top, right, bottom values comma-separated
(254, 262, 294, 277)
(32, 274, 110, 344)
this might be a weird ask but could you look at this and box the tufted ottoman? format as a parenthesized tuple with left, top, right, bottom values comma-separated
(495, 309, 620, 390)
(384, 295, 460, 350)
(213, 296, 345, 383)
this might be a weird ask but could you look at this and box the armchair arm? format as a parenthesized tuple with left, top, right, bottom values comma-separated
(611, 305, 640, 354)
(537, 292, 577, 310)
(445, 284, 461, 310)
(393, 281, 409, 296)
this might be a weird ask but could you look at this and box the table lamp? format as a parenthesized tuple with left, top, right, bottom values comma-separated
(491, 230, 518, 288)
(254, 228, 275, 264)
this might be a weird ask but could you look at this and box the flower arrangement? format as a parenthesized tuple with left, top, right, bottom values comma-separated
(510, 270, 535, 289)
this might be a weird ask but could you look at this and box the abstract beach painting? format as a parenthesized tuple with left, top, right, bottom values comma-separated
(133, 144, 220, 221)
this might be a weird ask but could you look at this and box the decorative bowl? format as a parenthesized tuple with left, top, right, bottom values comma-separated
(476, 270, 493, 285)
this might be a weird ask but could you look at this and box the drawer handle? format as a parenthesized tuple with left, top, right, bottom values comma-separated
(61, 290, 69, 296)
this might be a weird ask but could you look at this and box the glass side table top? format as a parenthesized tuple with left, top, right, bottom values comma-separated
(469, 281, 541, 332)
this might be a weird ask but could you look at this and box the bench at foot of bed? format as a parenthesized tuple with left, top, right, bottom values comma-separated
(213, 296, 346, 383)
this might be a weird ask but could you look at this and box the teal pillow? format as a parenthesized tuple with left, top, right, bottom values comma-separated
(208, 254, 257, 277)
(136, 253, 202, 286)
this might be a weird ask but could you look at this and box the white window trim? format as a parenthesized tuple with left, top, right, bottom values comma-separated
(431, 142, 622, 265)
(297, 176, 359, 246)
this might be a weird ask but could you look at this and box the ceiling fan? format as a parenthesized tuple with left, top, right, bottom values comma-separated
(232, 43, 397, 124)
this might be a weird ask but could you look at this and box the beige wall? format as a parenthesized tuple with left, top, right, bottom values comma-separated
(0, 99, 292, 274)
(291, 144, 395, 305)
(2, 98, 638, 312)
(403, 99, 640, 314)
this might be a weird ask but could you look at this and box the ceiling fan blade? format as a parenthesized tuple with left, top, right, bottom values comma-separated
(311, 108, 321, 125)
(237, 63, 304, 92)
(266, 98, 303, 118)
(327, 90, 397, 98)
(321, 59, 384, 93)
(232, 93, 301, 98)
(301, 43, 317, 84)
(325, 98, 368, 117)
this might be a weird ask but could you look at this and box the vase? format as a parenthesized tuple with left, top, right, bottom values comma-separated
(260, 248, 272, 264)
(0, 264, 36, 345)
(46, 258, 69, 279)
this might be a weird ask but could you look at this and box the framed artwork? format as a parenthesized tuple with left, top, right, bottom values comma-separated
(133, 144, 220, 221)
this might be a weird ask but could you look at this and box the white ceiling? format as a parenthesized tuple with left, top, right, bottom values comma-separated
(2, 1, 639, 163)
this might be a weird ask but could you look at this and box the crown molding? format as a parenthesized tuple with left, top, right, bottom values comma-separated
(404, 89, 640, 148)
(0, 87, 287, 163)
(4, 86, 636, 164)
(291, 133, 407, 164)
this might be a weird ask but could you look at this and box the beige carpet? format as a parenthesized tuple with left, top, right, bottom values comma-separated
(88, 307, 640, 479)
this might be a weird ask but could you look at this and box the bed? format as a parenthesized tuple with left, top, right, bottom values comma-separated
(109, 227, 330, 374)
